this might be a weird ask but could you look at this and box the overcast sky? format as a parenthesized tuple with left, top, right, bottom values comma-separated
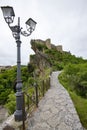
(0, 0, 87, 65)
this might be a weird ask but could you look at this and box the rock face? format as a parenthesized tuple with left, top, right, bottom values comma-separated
(30, 50, 51, 75)
(30, 38, 63, 74)
(30, 39, 52, 75)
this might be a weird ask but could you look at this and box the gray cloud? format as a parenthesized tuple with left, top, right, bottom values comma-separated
(0, 0, 87, 65)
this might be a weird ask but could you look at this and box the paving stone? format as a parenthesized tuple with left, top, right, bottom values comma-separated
(57, 122, 72, 130)
(31, 122, 50, 130)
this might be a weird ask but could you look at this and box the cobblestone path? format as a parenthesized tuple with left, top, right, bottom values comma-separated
(27, 71, 84, 130)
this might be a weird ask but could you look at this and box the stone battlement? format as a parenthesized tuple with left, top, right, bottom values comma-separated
(31, 38, 63, 52)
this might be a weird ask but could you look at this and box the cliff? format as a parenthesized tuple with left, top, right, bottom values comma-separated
(30, 39, 63, 75)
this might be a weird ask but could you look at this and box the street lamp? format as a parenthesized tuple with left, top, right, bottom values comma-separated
(1, 6, 37, 121)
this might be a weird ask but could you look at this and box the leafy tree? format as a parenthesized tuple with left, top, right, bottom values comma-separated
(0, 65, 29, 105)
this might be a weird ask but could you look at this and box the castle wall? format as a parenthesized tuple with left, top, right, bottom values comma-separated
(31, 38, 63, 52)
(56, 45, 63, 52)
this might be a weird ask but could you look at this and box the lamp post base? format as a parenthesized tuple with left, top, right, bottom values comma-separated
(14, 110, 26, 121)
(14, 91, 26, 121)
(14, 110, 23, 121)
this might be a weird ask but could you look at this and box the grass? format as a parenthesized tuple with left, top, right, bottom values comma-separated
(70, 91, 87, 128)
(59, 73, 87, 129)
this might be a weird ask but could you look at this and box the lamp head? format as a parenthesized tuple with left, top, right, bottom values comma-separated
(26, 18, 37, 31)
(1, 6, 15, 24)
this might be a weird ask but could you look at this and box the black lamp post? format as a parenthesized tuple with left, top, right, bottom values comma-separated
(1, 6, 37, 121)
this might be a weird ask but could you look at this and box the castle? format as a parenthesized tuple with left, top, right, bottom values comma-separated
(31, 38, 63, 52)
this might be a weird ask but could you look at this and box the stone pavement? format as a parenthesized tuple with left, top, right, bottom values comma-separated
(27, 71, 84, 130)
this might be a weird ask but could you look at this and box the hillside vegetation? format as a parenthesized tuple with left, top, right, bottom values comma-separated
(0, 43, 86, 105)
(0, 40, 87, 128)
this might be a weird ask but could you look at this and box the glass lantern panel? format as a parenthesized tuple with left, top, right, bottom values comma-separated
(1, 6, 15, 17)
(26, 18, 37, 29)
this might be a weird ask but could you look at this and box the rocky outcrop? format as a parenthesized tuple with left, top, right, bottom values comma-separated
(30, 39, 53, 74)
(30, 39, 63, 75)
(30, 50, 51, 75)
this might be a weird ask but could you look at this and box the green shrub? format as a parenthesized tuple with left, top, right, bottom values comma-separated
(5, 91, 16, 115)
(62, 63, 87, 97)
